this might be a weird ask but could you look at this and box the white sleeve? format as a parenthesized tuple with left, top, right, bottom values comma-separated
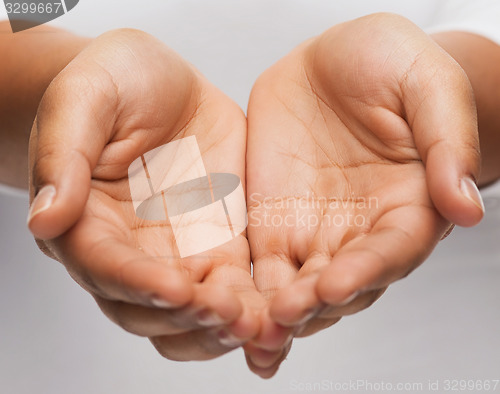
(427, 0, 500, 45)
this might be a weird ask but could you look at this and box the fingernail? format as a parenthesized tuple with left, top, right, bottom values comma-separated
(295, 307, 320, 326)
(27, 185, 56, 225)
(460, 177, 485, 213)
(249, 354, 272, 369)
(293, 323, 307, 336)
(249, 348, 285, 369)
(197, 309, 225, 327)
(150, 296, 175, 309)
(338, 291, 360, 306)
(440, 223, 456, 241)
(283, 333, 294, 347)
(217, 328, 246, 347)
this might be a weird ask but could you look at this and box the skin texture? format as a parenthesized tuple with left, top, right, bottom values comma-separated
(0, 12, 497, 379)
(245, 14, 485, 377)
(28, 29, 264, 361)
(0, 22, 89, 188)
(432, 31, 500, 186)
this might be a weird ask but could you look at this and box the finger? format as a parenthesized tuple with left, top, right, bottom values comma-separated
(273, 280, 387, 330)
(267, 243, 384, 326)
(268, 265, 326, 327)
(294, 317, 341, 338)
(291, 290, 385, 338)
(200, 249, 265, 339)
(244, 343, 287, 370)
(149, 304, 258, 361)
(28, 70, 118, 239)
(272, 205, 443, 325)
(94, 283, 245, 337)
(150, 330, 234, 362)
(251, 308, 294, 352)
(314, 288, 386, 321)
(316, 206, 445, 304)
(244, 340, 293, 380)
(401, 47, 484, 227)
(268, 243, 367, 327)
(241, 306, 293, 375)
(251, 251, 299, 301)
(56, 217, 193, 307)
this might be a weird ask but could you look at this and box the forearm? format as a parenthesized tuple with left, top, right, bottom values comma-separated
(432, 31, 500, 187)
(0, 21, 90, 189)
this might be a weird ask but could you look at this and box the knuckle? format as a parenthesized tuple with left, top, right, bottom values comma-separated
(39, 62, 118, 125)
(40, 71, 93, 114)
(31, 142, 62, 189)
(463, 139, 482, 174)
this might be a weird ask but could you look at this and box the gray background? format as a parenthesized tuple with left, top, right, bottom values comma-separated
(1, 1, 499, 393)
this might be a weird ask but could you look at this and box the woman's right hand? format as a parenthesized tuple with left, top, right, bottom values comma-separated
(28, 28, 263, 360)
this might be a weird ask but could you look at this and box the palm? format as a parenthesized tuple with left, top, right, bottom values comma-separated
(65, 80, 255, 301)
(247, 37, 448, 338)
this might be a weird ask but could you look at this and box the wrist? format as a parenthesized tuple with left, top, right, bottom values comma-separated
(0, 22, 91, 122)
(431, 31, 500, 187)
(0, 22, 91, 188)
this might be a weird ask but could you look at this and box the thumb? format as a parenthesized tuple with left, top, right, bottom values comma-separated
(28, 70, 118, 240)
(403, 53, 484, 228)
